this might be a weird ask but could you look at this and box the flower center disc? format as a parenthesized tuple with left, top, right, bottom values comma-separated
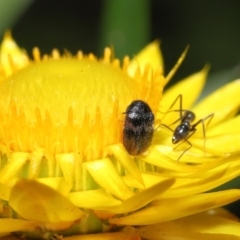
(0, 58, 137, 158)
(0, 59, 136, 123)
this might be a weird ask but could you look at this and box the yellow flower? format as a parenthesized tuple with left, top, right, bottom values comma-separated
(0, 32, 240, 239)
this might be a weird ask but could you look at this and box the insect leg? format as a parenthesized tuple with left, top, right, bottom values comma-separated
(191, 113, 214, 156)
(174, 130, 196, 161)
(161, 94, 184, 124)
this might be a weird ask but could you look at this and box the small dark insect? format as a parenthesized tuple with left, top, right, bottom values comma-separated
(123, 100, 154, 155)
(163, 94, 214, 161)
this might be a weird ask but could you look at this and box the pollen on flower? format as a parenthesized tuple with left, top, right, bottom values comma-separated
(0, 34, 164, 191)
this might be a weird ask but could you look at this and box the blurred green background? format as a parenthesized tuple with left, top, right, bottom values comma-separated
(0, 0, 240, 216)
(1, 0, 240, 90)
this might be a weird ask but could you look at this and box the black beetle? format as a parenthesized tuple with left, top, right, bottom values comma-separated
(123, 100, 154, 155)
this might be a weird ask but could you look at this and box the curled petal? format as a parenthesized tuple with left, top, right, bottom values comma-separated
(0, 219, 36, 233)
(9, 179, 84, 222)
(123, 156, 240, 198)
(68, 189, 122, 209)
(138, 211, 240, 239)
(96, 178, 174, 214)
(109, 189, 240, 225)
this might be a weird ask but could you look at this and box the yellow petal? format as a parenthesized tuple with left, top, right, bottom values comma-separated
(138, 213, 240, 239)
(84, 158, 133, 200)
(122, 172, 168, 190)
(68, 189, 122, 209)
(96, 179, 174, 214)
(154, 141, 223, 163)
(152, 232, 240, 240)
(207, 114, 240, 136)
(158, 66, 209, 124)
(128, 40, 163, 77)
(139, 228, 240, 240)
(164, 158, 240, 198)
(109, 189, 240, 225)
(204, 208, 239, 222)
(192, 79, 240, 126)
(36, 177, 71, 196)
(9, 179, 84, 222)
(0, 182, 10, 201)
(107, 144, 144, 186)
(123, 155, 240, 198)
(56, 153, 75, 186)
(196, 133, 240, 153)
(0, 219, 35, 233)
(189, 154, 240, 178)
(176, 213, 240, 236)
(28, 148, 44, 178)
(191, 105, 238, 139)
(64, 226, 140, 240)
(140, 146, 203, 173)
(0, 152, 29, 185)
(164, 46, 189, 86)
(0, 31, 29, 77)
